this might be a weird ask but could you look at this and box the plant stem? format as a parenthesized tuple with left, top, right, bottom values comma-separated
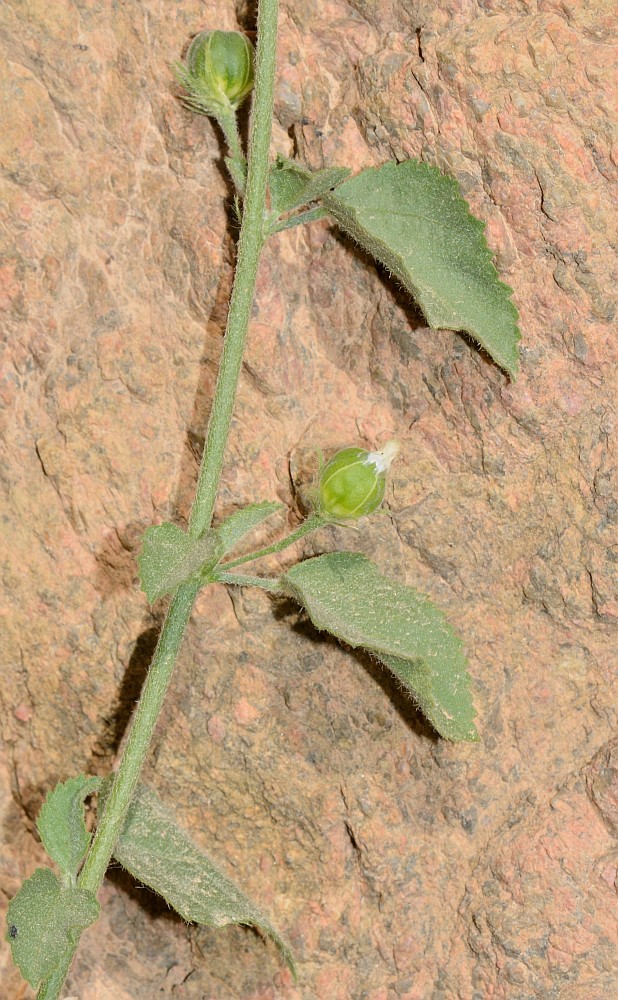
(78, 580, 200, 891)
(217, 109, 248, 194)
(36, 580, 199, 1000)
(222, 512, 323, 569)
(189, 0, 280, 540)
(218, 109, 245, 166)
(269, 205, 328, 234)
(35, 1, 280, 997)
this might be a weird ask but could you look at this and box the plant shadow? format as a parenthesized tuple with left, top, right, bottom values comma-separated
(93, 626, 162, 765)
(328, 222, 510, 379)
(271, 595, 439, 742)
(105, 863, 186, 925)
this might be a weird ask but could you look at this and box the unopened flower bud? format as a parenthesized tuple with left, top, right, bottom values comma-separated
(318, 441, 399, 520)
(177, 30, 254, 116)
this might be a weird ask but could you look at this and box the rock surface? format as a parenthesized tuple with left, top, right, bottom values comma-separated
(1, 0, 616, 997)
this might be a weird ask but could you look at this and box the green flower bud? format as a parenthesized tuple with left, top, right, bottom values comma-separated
(318, 441, 399, 520)
(177, 30, 254, 116)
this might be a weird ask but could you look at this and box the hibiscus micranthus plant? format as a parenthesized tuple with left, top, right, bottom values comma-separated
(6, 2, 519, 995)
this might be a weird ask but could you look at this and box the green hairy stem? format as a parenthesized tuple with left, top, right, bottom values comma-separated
(222, 512, 324, 569)
(35, 1, 280, 996)
(188, 3, 279, 540)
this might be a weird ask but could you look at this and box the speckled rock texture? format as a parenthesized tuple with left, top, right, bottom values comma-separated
(1, 1, 617, 997)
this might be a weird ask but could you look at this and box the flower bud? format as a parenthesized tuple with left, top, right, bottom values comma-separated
(179, 30, 254, 115)
(318, 441, 399, 520)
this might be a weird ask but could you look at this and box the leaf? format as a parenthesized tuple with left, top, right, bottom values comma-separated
(324, 160, 520, 376)
(282, 552, 479, 742)
(36, 776, 101, 878)
(6, 868, 99, 988)
(138, 522, 224, 603)
(268, 155, 350, 218)
(216, 501, 284, 555)
(112, 785, 295, 974)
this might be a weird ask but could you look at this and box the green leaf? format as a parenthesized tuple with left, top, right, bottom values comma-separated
(112, 785, 295, 974)
(282, 552, 479, 742)
(216, 501, 284, 555)
(138, 522, 224, 603)
(268, 155, 350, 219)
(6, 868, 99, 988)
(324, 160, 520, 376)
(36, 776, 101, 878)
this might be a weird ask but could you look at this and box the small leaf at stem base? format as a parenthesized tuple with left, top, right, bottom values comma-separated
(268, 155, 350, 223)
(138, 523, 223, 604)
(36, 775, 101, 878)
(216, 500, 284, 555)
(6, 868, 99, 989)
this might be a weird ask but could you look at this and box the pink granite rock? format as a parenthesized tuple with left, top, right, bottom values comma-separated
(1, 0, 616, 997)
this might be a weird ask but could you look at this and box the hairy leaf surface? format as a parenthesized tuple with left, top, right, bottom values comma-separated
(112, 785, 295, 973)
(325, 160, 520, 376)
(37, 776, 101, 878)
(282, 552, 478, 741)
(6, 868, 99, 988)
(217, 501, 283, 555)
(138, 523, 223, 603)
